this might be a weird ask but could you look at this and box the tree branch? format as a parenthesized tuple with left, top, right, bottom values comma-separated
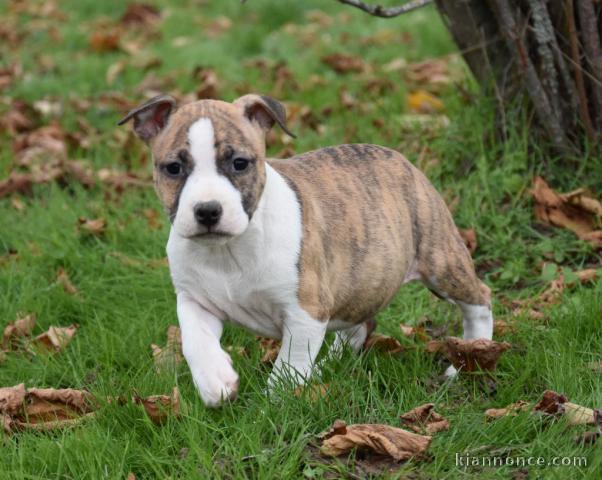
(335, 0, 432, 18)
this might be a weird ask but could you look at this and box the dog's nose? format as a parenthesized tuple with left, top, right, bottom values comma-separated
(194, 201, 222, 227)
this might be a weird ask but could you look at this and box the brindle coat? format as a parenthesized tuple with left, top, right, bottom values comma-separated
(120, 95, 490, 326)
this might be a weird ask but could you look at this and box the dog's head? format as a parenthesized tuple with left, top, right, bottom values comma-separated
(118, 94, 294, 243)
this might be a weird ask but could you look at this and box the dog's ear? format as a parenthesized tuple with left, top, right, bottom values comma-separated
(234, 94, 296, 138)
(117, 94, 177, 142)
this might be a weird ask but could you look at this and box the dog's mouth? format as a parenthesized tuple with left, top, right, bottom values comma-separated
(189, 229, 234, 242)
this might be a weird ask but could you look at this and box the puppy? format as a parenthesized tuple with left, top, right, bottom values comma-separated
(119, 94, 493, 407)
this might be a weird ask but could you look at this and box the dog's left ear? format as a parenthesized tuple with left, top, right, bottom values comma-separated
(117, 94, 177, 143)
(234, 94, 296, 138)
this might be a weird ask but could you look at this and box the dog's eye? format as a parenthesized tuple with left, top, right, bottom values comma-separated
(232, 157, 250, 172)
(164, 162, 182, 176)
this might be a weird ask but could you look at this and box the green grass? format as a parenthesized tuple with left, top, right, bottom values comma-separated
(1, 0, 601, 478)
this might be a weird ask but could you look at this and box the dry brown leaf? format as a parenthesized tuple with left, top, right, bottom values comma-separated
(293, 383, 329, 402)
(533, 390, 567, 415)
(151, 325, 182, 373)
(78, 217, 107, 236)
(120, 3, 161, 27)
(400, 403, 449, 434)
(56, 267, 77, 295)
(405, 58, 452, 90)
(194, 68, 219, 100)
(32, 324, 78, 352)
(134, 387, 181, 425)
(399, 324, 431, 342)
(427, 337, 511, 372)
(364, 333, 403, 354)
(142, 208, 162, 230)
(258, 337, 280, 363)
(407, 90, 445, 114)
(564, 402, 597, 426)
(0, 383, 27, 415)
(321, 53, 366, 74)
(96, 168, 152, 191)
(225, 345, 247, 357)
(3, 314, 36, 349)
(531, 177, 602, 249)
(89, 29, 121, 53)
(493, 320, 517, 336)
(484, 401, 530, 420)
(458, 228, 477, 255)
(0, 384, 96, 433)
(319, 419, 431, 461)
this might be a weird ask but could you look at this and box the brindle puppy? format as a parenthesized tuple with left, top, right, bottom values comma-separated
(119, 94, 493, 407)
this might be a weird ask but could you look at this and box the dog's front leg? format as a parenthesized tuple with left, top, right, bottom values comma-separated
(268, 310, 327, 390)
(177, 293, 239, 407)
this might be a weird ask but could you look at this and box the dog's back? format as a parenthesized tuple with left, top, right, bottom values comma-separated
(271, 144, 434, 323)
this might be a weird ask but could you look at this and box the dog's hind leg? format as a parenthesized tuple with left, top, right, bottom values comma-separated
(417, 222, 493, 376)
(329, 318, 376, 356)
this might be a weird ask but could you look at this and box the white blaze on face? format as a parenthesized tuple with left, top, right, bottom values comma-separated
(173, 118, 250, 239)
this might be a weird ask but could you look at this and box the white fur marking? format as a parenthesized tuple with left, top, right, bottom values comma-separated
(173, 118, 249, 239)
(445, 302, 494, 378)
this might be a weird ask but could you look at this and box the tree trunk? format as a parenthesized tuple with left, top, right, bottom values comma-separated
(435, 0, 602, 154)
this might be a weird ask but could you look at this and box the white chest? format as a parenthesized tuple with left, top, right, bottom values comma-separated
(166, 165, 302, 339)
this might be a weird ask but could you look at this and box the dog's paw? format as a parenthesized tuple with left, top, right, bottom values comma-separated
(444, 364, 458, 378)
(189, 349, 239, 407)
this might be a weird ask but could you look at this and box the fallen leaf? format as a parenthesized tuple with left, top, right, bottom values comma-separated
(382, 57, 407, 72)
(225, 345, 247, 357)
(32, 324, 78, 352)
(11, 197, 26, 211)
(151, 325, 182, 373)
(56, 267, 78, 295)
(193, 68, 219, 99)
(96, 168, 152, 192)
(0, 383, 27, 415)
(0, 384, 96, 433)
(142, 208, 162, 230)
(407, 90, 445, 114)
(427, 337, 511, 372)
(120, 3, 161, 27)
(3, 314, 36, 349)
(89, 29, 121, 53)
(564, 402, 597, 426)
(257, 337, 280, 363)
(364, 333, 403, 354)
(458, 228, 477, 255)
(319, 419, 431, 461)
(400, 403, 449, 434)
(574, 430, 600, 446)
(484, 401, 530, 420)
(533, 390, 567, 415)
(202, 15, 232, 39)
(293, 383, 329, 402)
(574, 409, 602, 446)
(399, 324, 431, 342)
(531, 177, 602, 249)
(405, 58, 453, 91)
(78, 217, 106, 236)
(321, 53, 366, 74)
(134, 386, 181, 425)
(493, 320, 517, 336)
